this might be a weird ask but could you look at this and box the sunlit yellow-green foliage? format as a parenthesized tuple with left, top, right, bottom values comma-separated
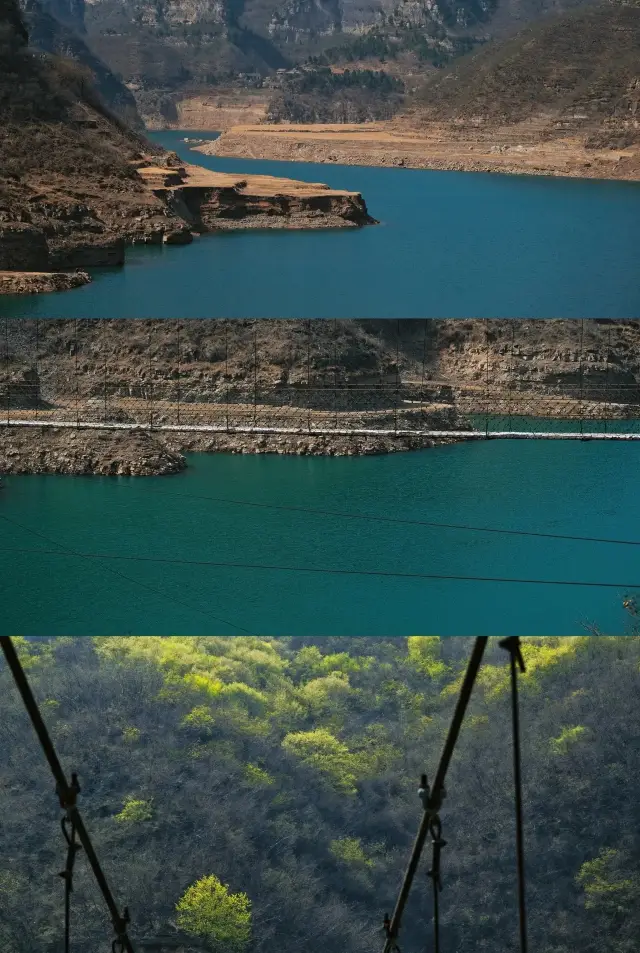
(114, 797, 154, 824)
(550, 725, 589, 754)
(577, 849, 638, 913)
(11, 636, 53, 670)
(330, 838, 375, 868)
(291, 645, 373, 680)
(244, 763, 275, 786)
(89, 636, 604, 799)
(352, 722, 399, 775)
(122, 726, 140, 743)
(406, 637, 448, 678)
(298, 672, 352, 715)
(176, 875, 251, 951)
(282, 729, 363, 794)
(468, 714, 489, 728)
(182, 706, 215, 729)
(442, 638, 590, 700)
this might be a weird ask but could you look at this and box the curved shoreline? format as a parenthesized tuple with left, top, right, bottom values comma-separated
(204, 122, 640, 182)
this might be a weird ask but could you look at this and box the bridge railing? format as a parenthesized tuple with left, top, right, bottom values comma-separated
(2, 318, 640, 436)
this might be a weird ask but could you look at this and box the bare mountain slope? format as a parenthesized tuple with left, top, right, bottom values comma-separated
(415, 0, 640, 136)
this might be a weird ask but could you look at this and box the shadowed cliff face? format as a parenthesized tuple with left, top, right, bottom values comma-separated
(18, 0, 144, 127)
(0, 0, 28, 42)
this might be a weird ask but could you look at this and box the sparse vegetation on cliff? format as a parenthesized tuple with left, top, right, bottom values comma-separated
(267, 68, 405, 123)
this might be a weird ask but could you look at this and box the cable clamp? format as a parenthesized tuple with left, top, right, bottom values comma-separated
(57, 772, 81, 819)
(427, 817, 447, 892)
(418, 774, 446, 816)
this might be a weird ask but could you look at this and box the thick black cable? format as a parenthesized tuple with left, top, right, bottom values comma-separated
(499, 637, 528, 953)
(383, 638, 488, 953)
(0, 541, 637, 590)
(0, 638, 134, 953)
(0, 514, 255, 634)
(106, 488, 640, 548)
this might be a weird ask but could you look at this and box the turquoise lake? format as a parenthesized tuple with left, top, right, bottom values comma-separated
(1, 440, 639, 636)
(1, 130, 639, 319)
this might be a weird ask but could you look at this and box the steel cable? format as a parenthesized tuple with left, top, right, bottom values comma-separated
(500, 637, 528, 953)
(0, 638, 135, 953)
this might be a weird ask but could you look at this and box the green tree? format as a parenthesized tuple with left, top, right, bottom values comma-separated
(176, 875, 251, 952)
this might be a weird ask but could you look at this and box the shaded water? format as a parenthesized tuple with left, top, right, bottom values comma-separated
(1, 131, 639, 319)
(1, 440, 638, 636)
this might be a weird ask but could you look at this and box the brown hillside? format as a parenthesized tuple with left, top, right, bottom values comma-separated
(416, 0, 640, 137)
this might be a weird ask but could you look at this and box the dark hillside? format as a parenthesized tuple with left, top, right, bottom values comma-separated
(19, 0, 144, 128)
(416, 0, 640, 134)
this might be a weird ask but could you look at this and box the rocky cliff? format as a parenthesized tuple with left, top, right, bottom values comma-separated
(2, 319, 639, 472)
(78, 0, 604, 125)
(0, 0, 374, 292)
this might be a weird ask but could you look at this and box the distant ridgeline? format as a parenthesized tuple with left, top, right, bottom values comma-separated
(72, 0, 605, 122)
(0, 636, 638, 953)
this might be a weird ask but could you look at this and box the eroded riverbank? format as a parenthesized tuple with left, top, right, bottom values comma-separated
(0, 155, 376, 297)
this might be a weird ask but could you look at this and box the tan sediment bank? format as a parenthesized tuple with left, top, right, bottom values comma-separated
(203, 121, 640, 181)
(0, 426, 462, 478)
(144, 92, 271, 132)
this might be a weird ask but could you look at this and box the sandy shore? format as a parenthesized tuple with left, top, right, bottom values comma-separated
(204, 120, 640, 181)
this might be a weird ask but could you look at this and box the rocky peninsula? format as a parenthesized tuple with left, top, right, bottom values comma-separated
(0, 0, 377, 298)
(0, 158, 376, 296)
(0, 427, 185, 476)
(0, 426, 466, 477)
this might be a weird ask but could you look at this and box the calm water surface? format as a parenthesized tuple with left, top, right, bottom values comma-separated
(1, 130, 639, 318)
(1, 440, 638, 636)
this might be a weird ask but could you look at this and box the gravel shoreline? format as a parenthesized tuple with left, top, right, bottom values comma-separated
(0, 426, 464, 478)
